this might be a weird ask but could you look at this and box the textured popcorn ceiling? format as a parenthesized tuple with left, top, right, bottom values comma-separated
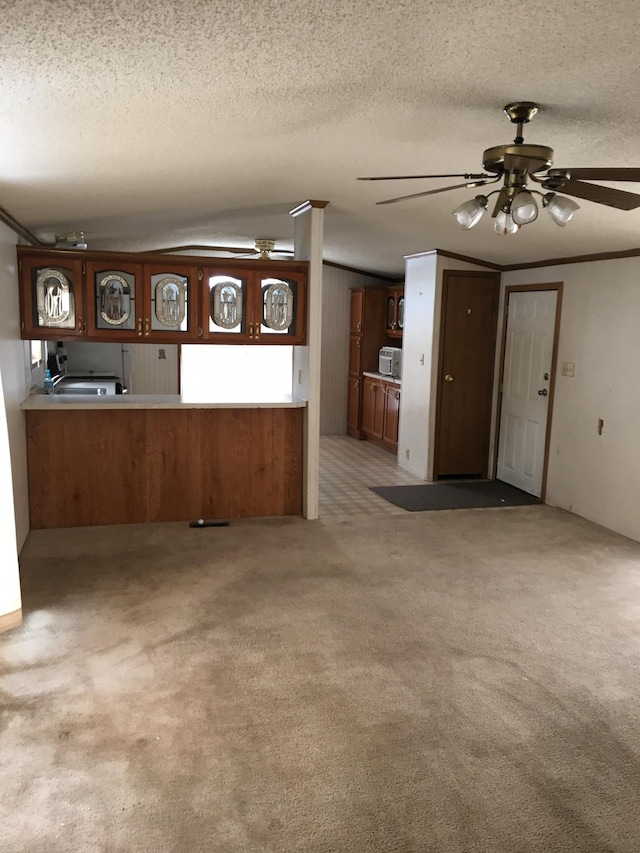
(2, 0, 640, 274)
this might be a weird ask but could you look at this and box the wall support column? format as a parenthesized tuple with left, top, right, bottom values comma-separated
(290, 199, 328, 520)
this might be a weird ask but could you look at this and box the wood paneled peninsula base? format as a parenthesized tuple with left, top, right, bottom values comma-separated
(23, 395, 304, 528)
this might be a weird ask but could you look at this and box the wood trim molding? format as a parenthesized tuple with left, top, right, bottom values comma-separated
(0, 204, 42, 246)
(434, 248, 503, 271)
(322, 259, 398, 281)
(289, 199, 330, 217)
(501, 247, 640, 271)
(492, 282, 564, 500)
(0, 608, 22, 633)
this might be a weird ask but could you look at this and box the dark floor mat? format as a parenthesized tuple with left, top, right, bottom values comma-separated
(370, 479, 542, 512)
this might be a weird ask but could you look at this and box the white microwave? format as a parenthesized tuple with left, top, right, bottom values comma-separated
(379, 346, 402, 378)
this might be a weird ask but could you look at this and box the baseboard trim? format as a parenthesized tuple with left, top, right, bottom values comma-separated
(0, 608, 22, 633)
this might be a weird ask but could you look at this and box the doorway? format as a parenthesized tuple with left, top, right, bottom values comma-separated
(495, 284, 562, 498)
(434, 271, 500, 478)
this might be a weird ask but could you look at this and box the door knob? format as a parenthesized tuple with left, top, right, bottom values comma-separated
(538, 388, 548, 396)
(444, 374, 454, 382)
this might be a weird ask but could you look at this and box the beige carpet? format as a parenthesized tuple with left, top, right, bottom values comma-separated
(2, 505, 640, 852)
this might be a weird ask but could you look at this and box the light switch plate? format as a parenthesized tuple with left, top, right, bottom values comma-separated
(562, 361, 575, 377)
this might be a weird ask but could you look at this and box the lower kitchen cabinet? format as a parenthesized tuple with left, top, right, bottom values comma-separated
(361, 376, 400, 451)
(347, 376, 361, 438)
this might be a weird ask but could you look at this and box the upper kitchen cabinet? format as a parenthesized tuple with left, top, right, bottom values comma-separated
(83, 259, 200, 342)
(18, 248, 308, 345)
(385, 284, 404, 338)
(201, 265, 307, 345)
(19, 253, 85, 339)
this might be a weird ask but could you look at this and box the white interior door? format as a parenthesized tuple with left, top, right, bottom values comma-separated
(496, 289, 558, 497)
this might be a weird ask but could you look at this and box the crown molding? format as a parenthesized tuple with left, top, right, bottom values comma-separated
(501, 246, 640, 271)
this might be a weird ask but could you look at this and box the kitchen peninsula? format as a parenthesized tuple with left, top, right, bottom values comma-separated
(23, 394, 304, 528)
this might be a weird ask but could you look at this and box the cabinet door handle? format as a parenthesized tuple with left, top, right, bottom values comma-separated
(355, 380, 359, 390)
(144, 318, 150, 337)
(197, 326, 203, 339)
(76, 317, 83, 332)
(444, 374, 454, 382)
(356, 322, 361, 331)
(137, 319, 143, 337)
(249, 322, 254, 338)
(83, 321, 87, 334)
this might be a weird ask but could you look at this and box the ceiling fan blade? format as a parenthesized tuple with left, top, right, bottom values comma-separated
(359, 173, 490, 182)
(376, 179, 490, 206)
(147, 244, 254, 255)
(552, 178, 640, 210)
(553, 168, 640, 182)
(491, 187, 510, 217)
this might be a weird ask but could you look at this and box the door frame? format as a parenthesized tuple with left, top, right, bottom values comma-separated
(433, 269, 501, 479)
(492, 282, 563, 500)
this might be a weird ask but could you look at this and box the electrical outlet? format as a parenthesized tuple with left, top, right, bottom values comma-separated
(562, 361, 575, 377)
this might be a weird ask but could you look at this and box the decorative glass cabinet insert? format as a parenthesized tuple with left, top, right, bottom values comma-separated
(261, 278, 294, 335)
(208, 275, 246, 336)
(95, 269, 135, 331)
(151, 273, 188, 332)
(34, 267, 78, 330)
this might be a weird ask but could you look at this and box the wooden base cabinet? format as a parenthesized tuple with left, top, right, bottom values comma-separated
(25, 407, 303, 528)
(347, 376, 361, 438)
(361, 377, 400, 451)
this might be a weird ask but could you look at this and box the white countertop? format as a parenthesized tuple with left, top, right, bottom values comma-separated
(22, 393, 307, 411)
(363, 371, 402, 386)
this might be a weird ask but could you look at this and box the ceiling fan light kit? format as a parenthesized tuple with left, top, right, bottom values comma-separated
(451, 195, 488, 229)
(543, 193, 581, 227)
(359, 100, 640, 236)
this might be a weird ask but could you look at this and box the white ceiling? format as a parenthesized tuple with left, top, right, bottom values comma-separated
(2, 0, 640, 276)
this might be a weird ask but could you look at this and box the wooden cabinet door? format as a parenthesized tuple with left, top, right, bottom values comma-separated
(383, 384, 400, 446)
(361, 379, 377, 434)
(350, 289, 364, 334)
(201, 266, 251, 342)
(349, 335, 362, 375)
(142, 262, 200, 342)
(386, 285, 404, 338)
(372, 379, 385, 438)
(19, 254, 86, 339)
(253, 269, 307, 345)
(85, 260, 143, 340)
(347, 376, 361, 437)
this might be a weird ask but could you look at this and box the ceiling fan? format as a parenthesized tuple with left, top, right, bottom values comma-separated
(358, 102, 640, 234)
(149, 238, 294, 259)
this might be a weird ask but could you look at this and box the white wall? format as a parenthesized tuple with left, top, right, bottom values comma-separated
(0, 226, 30, 550)
(503, 256, 640, 543)
(0, 224, 29, 627)
(398, 252, 438, 478)
(320, 264, 389, 435)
